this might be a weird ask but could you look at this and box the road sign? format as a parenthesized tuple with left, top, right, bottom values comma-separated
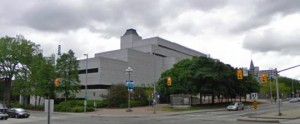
(253, 100, 258, 109)
(251, 93, 258, 99)
(126, 80, 134, 90)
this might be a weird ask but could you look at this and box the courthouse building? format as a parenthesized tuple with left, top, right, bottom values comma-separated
(76, 29, 207, 100)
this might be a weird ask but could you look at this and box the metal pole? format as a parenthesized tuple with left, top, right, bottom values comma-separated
(153, 50, 156, 114)
(275, 71, 281, 116)
(270, 76, 273, 103)
(274, 65, 300, 116)
(84, 54, 88, 112)
(47, 96, 50, 124)
(128, 72, 131, 112)
(126, 67, 133, 112)
(292, 79, 294, 98)
(152, 48, 158, 114)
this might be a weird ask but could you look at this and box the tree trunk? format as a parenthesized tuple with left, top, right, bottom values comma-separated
(200, 93, 202, 105)
(3, 78, 12, 105)
(212, 94, 215, 104)
(240, 95, 242, 102)
(38, 96, 41, 106)
(35, 95, 37, 108)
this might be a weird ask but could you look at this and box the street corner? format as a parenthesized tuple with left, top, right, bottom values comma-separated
(237, 117, 280, 123)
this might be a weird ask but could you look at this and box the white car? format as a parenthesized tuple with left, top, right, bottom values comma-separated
(289, 98, 299, 103)
(227, 102, 244, 111)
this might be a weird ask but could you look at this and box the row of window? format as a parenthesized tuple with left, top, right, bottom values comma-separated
(78, 68, 99, 74)
(80, 84, 110, 89)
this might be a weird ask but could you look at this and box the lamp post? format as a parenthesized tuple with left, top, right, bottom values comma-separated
(126, 67, 133, 112)
(151, 48, 159, 114)
(83, 54, 88, 112)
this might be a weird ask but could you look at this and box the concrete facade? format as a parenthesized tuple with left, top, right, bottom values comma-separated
(77, 29, 207, 100)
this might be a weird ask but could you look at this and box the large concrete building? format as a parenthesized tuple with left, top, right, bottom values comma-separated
(76, 29, 207, 100)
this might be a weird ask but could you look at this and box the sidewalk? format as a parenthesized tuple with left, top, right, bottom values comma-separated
(237, 109, 300, 123)
(88, 104, 177, 116)
(238, 100, 300, 123)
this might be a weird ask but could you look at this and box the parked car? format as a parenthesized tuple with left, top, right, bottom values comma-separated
(0, 112, 8, 120)
(7, 108, 30, 118)
(227, 102, 244, 111)
(289, 97, 300, 103)
(0, 103, 8, 113)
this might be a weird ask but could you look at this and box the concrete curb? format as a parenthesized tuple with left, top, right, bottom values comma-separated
(237, 118, 280, 123)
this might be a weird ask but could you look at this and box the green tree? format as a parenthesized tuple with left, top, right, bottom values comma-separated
(260, 78, 292, 98)
(0, 35, 40, 105)
(157, 56, 260, 105)
(56, 50, 80, 101)
(13, 53, 56, 106)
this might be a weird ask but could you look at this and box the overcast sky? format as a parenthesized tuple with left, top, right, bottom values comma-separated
(1, 0, 300, 80)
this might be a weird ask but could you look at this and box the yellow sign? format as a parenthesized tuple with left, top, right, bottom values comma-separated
(253, 100, 258, 109)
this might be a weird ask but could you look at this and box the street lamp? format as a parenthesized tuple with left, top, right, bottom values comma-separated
(83, 54, 88, 112)
(151, 48, 159, 114)
(126, 67, 133, 112)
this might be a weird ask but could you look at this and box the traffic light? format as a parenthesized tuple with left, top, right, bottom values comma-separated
(261, 73, 268, 84)
(54, 78, 60, 87)
(237, 69, 243, 80)
(167, 77, 172, 87)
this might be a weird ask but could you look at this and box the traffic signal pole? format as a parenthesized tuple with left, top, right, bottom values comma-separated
(275, 64, 300, 116)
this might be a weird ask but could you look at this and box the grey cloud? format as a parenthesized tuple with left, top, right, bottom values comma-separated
(1, 0, 229, 36)
(231, 0, 300, 33)
(243, 29, 300, 55)
(21, 1, 90, 32)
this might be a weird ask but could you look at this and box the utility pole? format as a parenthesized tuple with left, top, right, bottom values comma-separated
(275, 64, 300, 116)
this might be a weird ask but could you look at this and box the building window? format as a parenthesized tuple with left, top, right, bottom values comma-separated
(78, 68, 99, 74)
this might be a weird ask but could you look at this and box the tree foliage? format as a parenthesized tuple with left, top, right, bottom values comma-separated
(157, 56, 260, 104)
(0, 35, 40, 104)
(260, 77, 298, 98)
(56, 50, 80, 101)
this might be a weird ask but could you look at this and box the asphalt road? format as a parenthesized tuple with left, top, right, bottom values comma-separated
(2, 101, 300, 124)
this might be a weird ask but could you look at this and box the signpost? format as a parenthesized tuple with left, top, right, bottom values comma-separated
(125, 80, 134, 112)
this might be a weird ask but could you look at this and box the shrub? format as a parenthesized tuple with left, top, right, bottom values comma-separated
(106, 84, 128, 107)
(54, 100, 98, 112)
(118, 100, 148, 108)
(10, 102, 43, 111)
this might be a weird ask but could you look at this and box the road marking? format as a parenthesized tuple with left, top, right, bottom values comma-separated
(216, 115, 229, 118)
(186, 114, 204, 117)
